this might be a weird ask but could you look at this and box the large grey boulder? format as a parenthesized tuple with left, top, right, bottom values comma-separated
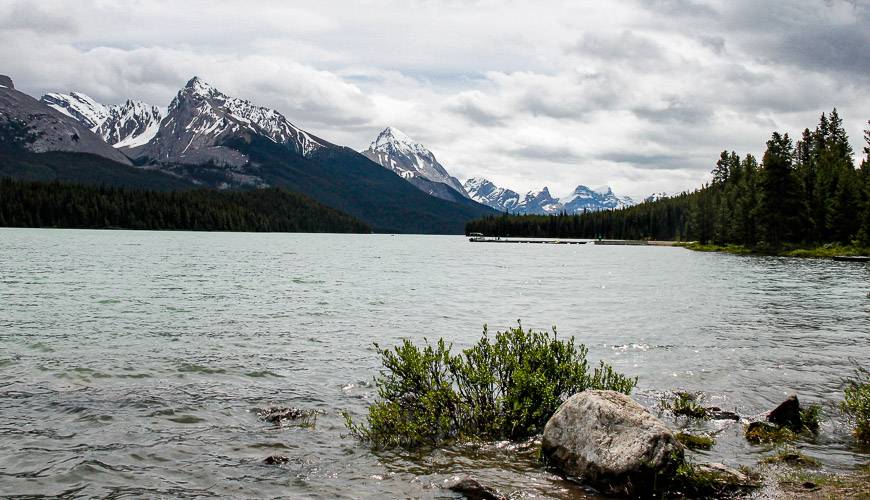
(541, 390, 683, 496)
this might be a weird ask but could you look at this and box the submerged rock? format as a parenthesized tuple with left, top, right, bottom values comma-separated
(263, 454, 289, 465)
(541, 390, 684, 496)
(446, 478, 505, 500)
(677, 462, 761, 497)
(706, 406, 741, 421)
(258, 407, 319, 426)
(767, 394, 802, 429)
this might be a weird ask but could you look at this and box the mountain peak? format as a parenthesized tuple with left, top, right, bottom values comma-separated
(363, 127, 469, 200)
(183, 76, 222, 98)
(0, 75, 13, 89)
(371, 126, 426, 154)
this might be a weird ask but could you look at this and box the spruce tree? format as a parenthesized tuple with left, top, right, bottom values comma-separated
(758, 132, 805, 248)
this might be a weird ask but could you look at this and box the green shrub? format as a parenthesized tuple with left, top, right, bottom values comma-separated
(345, 323, 637, 448)
(745, 422, 797, 444)
(759, 446, 820, 467)
(675, 432, 715, 450)
(662, 392, 710, 419)
(800, 404, 822, 433)
(841, 365, 870, 443)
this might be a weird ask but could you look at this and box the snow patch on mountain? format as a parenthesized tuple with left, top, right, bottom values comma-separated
(41, 92, 109, 130)
(40, 92, 164, 149)
(464, 177, 521, 212)
(362, 127, 469, 199)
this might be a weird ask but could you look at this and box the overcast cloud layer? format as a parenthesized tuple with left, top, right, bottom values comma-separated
(1, 0, 867, 198)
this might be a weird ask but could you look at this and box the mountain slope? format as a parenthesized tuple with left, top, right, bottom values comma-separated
(0, 77, 133, 165)
(41, 92, 165, 150)
(362, 127, 469, 201)
(132, 77, 324, 167)
(226, 135, 494, 233)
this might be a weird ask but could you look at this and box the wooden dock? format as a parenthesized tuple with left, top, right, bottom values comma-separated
(469, 238, 587, 245)
(833, 255, 870, 262)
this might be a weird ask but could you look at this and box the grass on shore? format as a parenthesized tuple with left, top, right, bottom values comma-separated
(776, 463, 870, 499)
(678, 241, 870, 258)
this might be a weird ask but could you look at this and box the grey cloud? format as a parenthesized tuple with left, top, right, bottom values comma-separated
(600, 152, 700, 170)
(633, 99, 711, 125)
(569, 31, 665, 64)
(511, 144, 583, 163)
(772, 28, 870, 78)
(445, 94, 508, 126)
(2, 2, 79, 34)
(637, 0, 719, 17)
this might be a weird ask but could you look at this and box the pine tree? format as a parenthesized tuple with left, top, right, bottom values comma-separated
(758, 132, 805, 248)
(857, 121, 870, 246)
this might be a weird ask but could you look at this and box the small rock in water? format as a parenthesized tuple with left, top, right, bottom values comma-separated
(447, 478, 505, 500)
(766, 394, 802, 429)
(706, 406, 741, 421)
(258, 407, 319, 425)
(263, 455, 289, 465)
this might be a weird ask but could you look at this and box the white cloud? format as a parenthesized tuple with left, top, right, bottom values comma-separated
(1, 0, 867, 199)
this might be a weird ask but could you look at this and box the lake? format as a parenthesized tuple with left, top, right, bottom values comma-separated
(1, 228, 868, 498)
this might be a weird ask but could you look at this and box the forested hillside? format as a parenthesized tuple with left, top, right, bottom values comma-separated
(0, 180, 371, 234)
(467, 110, 870, 250)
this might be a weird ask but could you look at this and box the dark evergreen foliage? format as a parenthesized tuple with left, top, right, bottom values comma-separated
(0, 179, 371, 233)
(467, 110, 870, 249)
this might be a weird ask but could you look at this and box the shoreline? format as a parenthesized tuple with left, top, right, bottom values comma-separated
(676, 242, 870, 259)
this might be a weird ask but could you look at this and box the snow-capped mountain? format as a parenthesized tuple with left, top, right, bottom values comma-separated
(41, 93, 164, 149)
(133, 77, 326, 167)
(644, 192, 668, 203)
(519, 187, 563, 214)
(362, 127, 469, 200)
(97, 100, 164, 149)
(41, 92, 109, 130)
(463, 177, 521, 213)
(562, 185, 635, 213)
(462, 177, 638, 214)
(1, 76, 132, 165)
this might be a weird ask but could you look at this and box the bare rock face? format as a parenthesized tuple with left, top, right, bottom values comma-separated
(0, 75, 13, 89)
(541, 390, 684, 496)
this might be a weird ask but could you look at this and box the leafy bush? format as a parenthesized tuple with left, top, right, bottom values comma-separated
(800, 404, 822, 433)
(841, 365, 870, 443)
(345, 323, 637, 448)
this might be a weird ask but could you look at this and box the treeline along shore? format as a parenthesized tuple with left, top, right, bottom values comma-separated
(467, 110, 870, 254)
(0, 179, 371, 234)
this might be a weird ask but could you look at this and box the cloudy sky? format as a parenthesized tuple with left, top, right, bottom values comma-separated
(1, 0, 867, 198)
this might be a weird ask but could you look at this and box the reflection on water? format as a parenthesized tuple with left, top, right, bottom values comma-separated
(1, 228, 868, 497)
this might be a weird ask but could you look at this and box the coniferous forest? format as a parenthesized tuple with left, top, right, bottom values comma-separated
(0, 179, 371, 234)
(467, 110, 870, 250)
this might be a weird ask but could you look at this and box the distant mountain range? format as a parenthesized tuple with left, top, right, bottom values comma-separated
(1, 75, 494, 233)
(464, 178, 639, 214)
(1, 72, 663, 232)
